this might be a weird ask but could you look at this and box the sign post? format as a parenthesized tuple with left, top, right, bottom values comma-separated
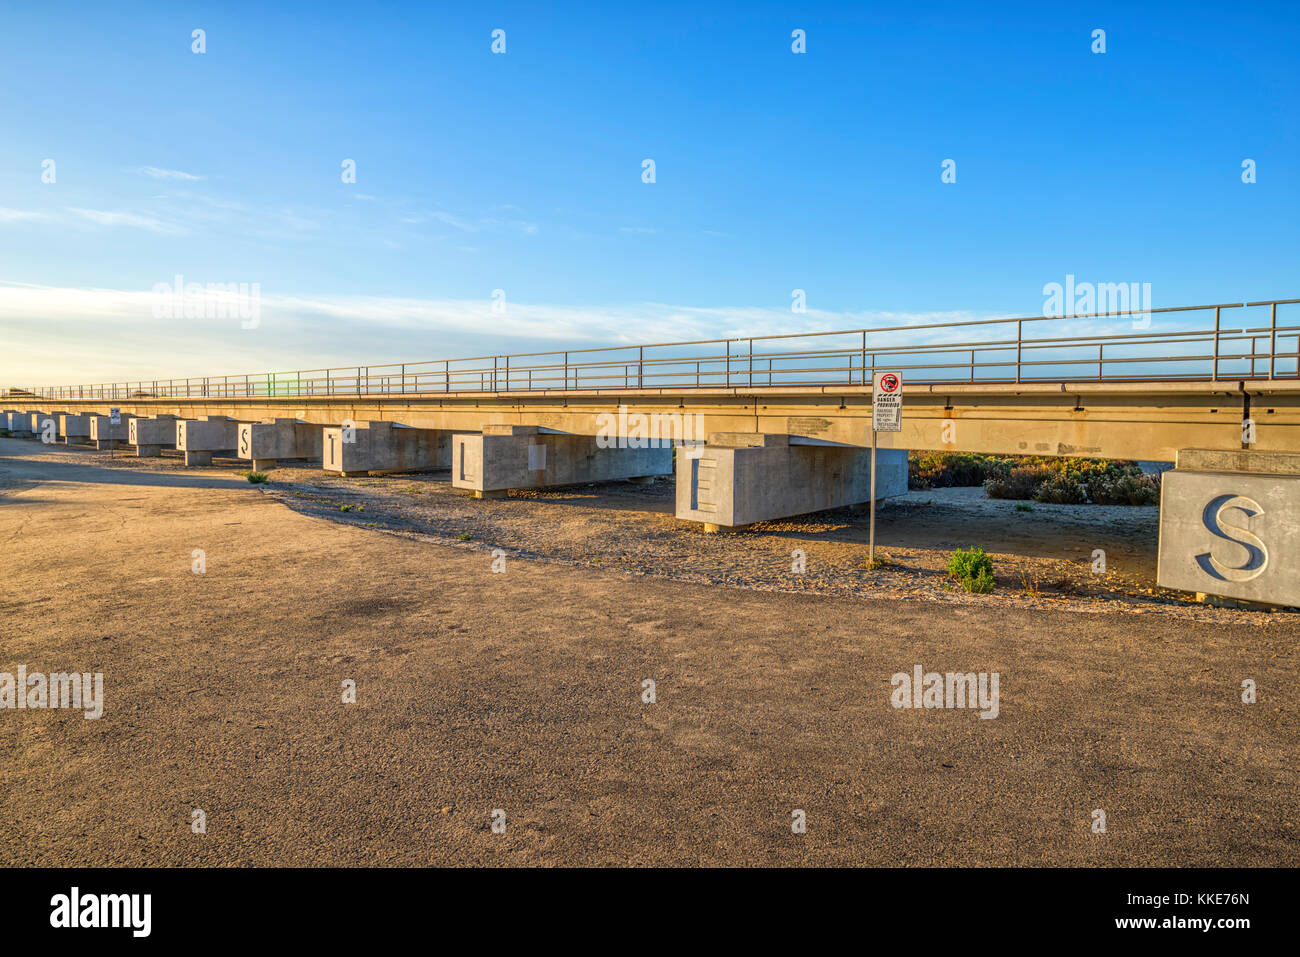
(869, 372, 902, 566)
(109, 408, 120, 460)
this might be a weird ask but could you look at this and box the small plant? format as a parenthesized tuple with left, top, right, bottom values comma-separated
(1014, 503, 1034, 513)
(339, 504, 355, 512)
(948, 546, 995, 594)
(0, 428, 12, 438)
(1018, 571, 1040, 597)
(244, 471, 269, 484)
(457, 532, 472, 541)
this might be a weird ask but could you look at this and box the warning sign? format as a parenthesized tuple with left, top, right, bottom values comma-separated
(872, 372, 902, 432)
(110, 408, 121, 426)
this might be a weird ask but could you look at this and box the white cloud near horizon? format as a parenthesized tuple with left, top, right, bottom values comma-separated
(2, 279, 1190, 388)
(0, 280, 1013, 385)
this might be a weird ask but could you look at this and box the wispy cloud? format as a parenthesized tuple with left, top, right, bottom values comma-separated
(137, 166, 203, 181)
(0, 208, 47, 223)
(64, 207, 185, 234)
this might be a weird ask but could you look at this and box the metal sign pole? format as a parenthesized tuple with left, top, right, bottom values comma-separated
(869, 421, 877, 566)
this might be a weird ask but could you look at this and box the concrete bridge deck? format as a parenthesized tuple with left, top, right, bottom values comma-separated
(6, 378, 1299, 460)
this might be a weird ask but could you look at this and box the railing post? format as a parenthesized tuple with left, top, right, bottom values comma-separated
(1098, 344, 1104, 380)
(970, 349, 975, 382)
(725, 340, 730, 387)
(861, 331, 867, 385)
(639, 346, 644, 389)
(1269, 302, 1277, 380)
(748, 338, 753, 388)
(1015, 320, 1023, 383)
(401, 364, 406, 393)
(563, 352, 569, 391)
(445, 360, 450, 393)
(1212, 306, 1221, 379)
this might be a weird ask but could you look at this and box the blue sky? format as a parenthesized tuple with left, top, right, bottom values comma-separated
(1, 0, 1296, 384)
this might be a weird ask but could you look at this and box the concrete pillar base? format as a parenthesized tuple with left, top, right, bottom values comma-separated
(1157, 448, 1300, 607)
(339, 470, 370, 477)
(184, 451, 213, 466)
(250, 459, 277, 471)
(453, 427, 672, 495)
(677, 434, 909, 527)
(627, 475, 656, 485)
(473, 489, 508, 499)
(95, 439, 120, 451)
(703, 522, 751, 533)
(136, 445, 163, 457)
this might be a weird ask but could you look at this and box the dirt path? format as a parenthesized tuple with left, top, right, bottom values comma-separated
(1, 438, 1296, 866)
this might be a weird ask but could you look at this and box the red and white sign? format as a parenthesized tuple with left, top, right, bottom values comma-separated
(872, 372, 903, 432)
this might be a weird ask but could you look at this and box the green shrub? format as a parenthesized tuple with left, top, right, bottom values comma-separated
(1085, 471, 1161, 506)
(909, 452, 1014, 490)
(1033, 472, 1087, 504)
(962, 568, 996, 594)
(457, 532, 472, 541)
(1014, 503, 1034, 512)
(984, 466, 1054, 500)
(244, 471, 269, 484)
(948, 546, 993, 580)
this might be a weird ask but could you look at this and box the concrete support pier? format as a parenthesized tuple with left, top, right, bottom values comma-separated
(322, 420, 451, 476)
(1157, 448, 1300, 608)
(451, 425, 672, 498)
(88, 414, 129, 450)
(237, 418, 324, 470)
(5, 411, 35, 436)
(29, 411, 66, 442)
(676, 433, 909, 531)
(58, 413, 93, 445)
(128, 414, 179, 457)
(176, 416, 240, 466)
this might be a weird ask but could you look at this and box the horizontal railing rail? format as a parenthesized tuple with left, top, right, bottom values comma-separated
(8, 298, 1300, 401)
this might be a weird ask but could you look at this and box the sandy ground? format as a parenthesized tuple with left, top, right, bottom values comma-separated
(0, 437, 1296, 866)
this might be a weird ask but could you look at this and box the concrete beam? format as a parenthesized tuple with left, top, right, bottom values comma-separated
(321, 420, 450, 476)
(176, 416, 240, 466)
(676, 433, 908, 529)
(128, 415, 178, 457)
(88, 414, 129, 450)
(10, 376, 1300, 461)
(451, 425, 672, 496)
(236, 418, 324, 470)
(1157, 450, 1300, 607)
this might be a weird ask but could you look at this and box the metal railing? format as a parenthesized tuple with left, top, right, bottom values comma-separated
(10, 298, 1300, 401)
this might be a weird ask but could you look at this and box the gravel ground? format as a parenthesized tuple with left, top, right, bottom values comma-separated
(1, 437, 1296, 866)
